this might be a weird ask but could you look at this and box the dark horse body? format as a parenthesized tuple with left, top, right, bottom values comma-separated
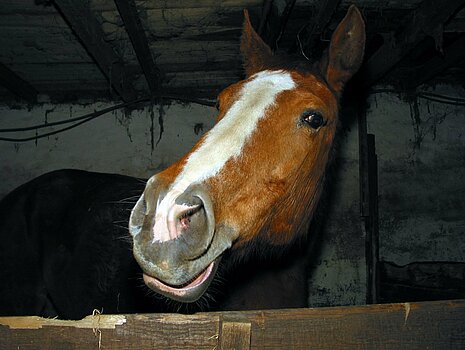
(0, 169, 308, 319)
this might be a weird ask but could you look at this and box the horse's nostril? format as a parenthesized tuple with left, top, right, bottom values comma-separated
(177, 204, 203, 232)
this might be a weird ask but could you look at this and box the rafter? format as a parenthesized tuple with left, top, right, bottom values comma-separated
(407, 34, 465, 88)
(114, 0, 162, 96)
(0, 63, 37, 103)
(362, 0, 465, 88)
(54, 0, 135, 102)
(290, 0, 340, 56)
(259, 0, 297, 51)
(302, 0, 340, 52)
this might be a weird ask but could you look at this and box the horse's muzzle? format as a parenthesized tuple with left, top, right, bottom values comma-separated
(129, 178, 230, 302)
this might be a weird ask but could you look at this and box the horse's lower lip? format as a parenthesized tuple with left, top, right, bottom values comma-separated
(143, 259, 218, 302)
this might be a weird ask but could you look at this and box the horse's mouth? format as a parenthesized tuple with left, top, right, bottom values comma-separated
(142, 258, 220, 303)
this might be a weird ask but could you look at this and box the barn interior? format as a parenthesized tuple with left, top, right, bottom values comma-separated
(1, 0, 465, 316)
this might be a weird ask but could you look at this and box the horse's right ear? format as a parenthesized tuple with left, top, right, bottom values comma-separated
(240, 10, 273, 77)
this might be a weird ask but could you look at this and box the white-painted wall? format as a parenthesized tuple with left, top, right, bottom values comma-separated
(0, 101, 216, 199)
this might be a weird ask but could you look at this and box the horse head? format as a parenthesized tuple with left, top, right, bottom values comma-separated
(129, 6, 365, 303)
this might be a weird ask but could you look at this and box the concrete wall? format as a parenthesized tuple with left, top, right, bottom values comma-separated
(308, 85, 465, 307)
(0, 101, 216, 199)
(369, 87, 465, 264)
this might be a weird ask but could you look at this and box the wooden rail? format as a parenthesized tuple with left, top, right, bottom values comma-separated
(1, 299, 464, 349)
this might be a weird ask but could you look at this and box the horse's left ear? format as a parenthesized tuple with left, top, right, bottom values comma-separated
(323, 5, 366, 93)
(240, 10, 274, 77)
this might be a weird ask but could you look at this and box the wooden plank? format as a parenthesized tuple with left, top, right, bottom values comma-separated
(406, 34, 465, 88)
(1, 300, 465, 349)
(0, 63, 37, 103)
(114, 0, 161, 95)
(362, 0, 465, 87)
(220, 321, 251, 350)
(54, 0, 136, 101)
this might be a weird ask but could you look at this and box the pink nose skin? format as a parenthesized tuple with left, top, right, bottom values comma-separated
(153, 202, 201, 243)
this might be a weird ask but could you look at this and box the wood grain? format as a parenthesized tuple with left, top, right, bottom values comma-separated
(1, 299, 464, 350)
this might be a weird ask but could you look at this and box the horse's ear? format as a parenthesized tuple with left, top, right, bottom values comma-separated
(322, 5, 365, 93)
(241, 10, 273, 77)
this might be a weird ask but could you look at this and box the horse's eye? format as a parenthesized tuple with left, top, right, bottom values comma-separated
(301, 111, 325, 130)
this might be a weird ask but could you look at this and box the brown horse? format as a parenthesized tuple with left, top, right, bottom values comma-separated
(130, 6, 365, 303)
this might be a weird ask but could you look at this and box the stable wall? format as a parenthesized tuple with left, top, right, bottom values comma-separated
(1, 84, 464, 308)
(0, 101, 216, 199)
(308, 85, 465, 307)
(369, 87, 465, 264)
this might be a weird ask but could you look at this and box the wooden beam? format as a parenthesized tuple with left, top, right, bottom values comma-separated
(294, 0, 341, 56)
(357, 98, 380, 305)
(258, 0, 273, 36)
(1, 300, 465, 349)
(259, 0, 297, 51)
(271, 0, 297, 51)
(114, 0, 162, 96)
(53, 0, 135, 102)
(362, 0, 465, 88)
(406, 34, 465, 88)
(0, 63, 37, 103)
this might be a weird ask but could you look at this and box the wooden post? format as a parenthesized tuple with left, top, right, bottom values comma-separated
(358, 102, 380, 304)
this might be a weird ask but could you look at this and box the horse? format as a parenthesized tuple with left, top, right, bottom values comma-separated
(129, 6, 365, 303)
(0, 6, 365, 319)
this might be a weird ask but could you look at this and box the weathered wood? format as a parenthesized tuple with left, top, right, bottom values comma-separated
(92, 0, 262, 11)
(220, 321, 251, 350)
(357, 100, 380, 305)
(406, 34, 465, 88)
(273, 0, 297, 50)
(366, 134, 379, 304)
(258, 0, 273, 36)
(305, 0, 341, 43)
(362, 0, 465, 87)
(259, 0, 297, 51)
(54, 0, 135, 101)
(292, 0, 341, 56)
(1, 300, 465, 349)
(0, 63, 37, 103)
(114, 0, 162, 95)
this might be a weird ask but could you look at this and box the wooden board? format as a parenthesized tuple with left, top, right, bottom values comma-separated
(1, 299, 464, 349)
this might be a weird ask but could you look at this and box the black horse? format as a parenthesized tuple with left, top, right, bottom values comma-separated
(0, 169, 308, 319)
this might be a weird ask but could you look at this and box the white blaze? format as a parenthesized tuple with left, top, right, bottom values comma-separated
(152, 70, 296, 242)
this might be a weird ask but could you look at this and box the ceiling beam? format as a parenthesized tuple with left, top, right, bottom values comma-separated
(406, 34, 465, 88)
(362, 0, 465, 88)
(0, 63, 37, 103)
(114, 0, 162, 96)
(302, 0, 340, 52)
(259, 0, 297, 51)
(258, 0, 273, 36)
(54, 0, 136, 102)
(295, 0, 341, 56)
(271, 0, 297, 51)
